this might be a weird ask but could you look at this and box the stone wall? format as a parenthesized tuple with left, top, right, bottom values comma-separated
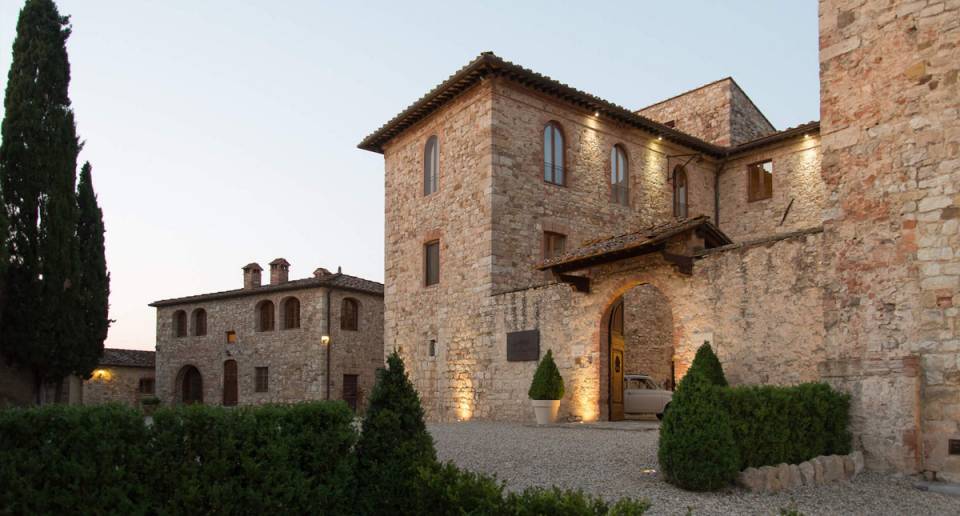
(83, 366, 154, 406)
(638, 78, 775, 146)
(718, 136, 825, 241)
(818, 0, 960, 474)
(155, 285, 382, 408)
(623, 284, 674, 387)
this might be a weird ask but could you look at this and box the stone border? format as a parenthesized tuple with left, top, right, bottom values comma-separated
(736, 451, 864, 493)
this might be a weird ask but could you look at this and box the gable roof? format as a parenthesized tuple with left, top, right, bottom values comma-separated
(99, 348, 155, 368)
(636, 76, 776, 134)
(149, 272, 383, 308)
(536, 216, 732, 273)
(358, 52, 816, 159)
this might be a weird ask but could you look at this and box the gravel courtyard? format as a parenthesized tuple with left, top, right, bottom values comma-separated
(429, 422, 959, 515)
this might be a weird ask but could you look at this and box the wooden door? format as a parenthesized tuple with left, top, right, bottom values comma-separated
(342, 374, 358, 411)
(610, 335, 625, 421)
(609, 299, 625, 421)
(182, 366, 203, 404)
(223, 360, 238, 406)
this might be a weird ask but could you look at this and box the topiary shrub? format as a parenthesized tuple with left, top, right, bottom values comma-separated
(354, 352, 437, 515)
(684, 342, 727, 387)
(528, 349, 565, 400)
(658, 373, 739, 491)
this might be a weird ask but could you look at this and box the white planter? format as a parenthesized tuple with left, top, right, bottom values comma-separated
(531, 399, 561, 425)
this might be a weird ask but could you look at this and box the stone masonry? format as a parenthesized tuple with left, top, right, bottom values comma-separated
(152, 260, 383, 409)
(360, 0, 959, 476)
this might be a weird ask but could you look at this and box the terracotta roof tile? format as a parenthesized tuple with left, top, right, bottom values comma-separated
(99, 348, 155, 368)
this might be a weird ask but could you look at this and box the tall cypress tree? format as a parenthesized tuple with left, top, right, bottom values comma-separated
(0, 0, 83, 402)
(75, 161, 109, 377)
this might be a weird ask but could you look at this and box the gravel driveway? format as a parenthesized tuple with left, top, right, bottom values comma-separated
(429, 422, 959, 515)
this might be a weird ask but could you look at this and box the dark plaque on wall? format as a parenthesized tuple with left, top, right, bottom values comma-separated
(507, 330, 540, 362)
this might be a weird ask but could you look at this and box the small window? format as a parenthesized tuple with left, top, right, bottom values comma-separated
(610, 145, 629, 206)
(747, 160, 773, 202)
(543, 231, 566, 260)
(226, 331, 237, 344)
(673, 165, 688, 218)
(138, 378, 155, 395)
(255, 367, 269, 393)
(282, 297, 300, 330)
(173, 310, 187, 338)
(428, 339, 437, 357)
(424, 135, 439, 195)
(192, 309, 207, 337)
(341, 298, 359, 331)
(424, 240, 440, 286)
(256, 300, 275, 332)
(543, 122, 565, 186)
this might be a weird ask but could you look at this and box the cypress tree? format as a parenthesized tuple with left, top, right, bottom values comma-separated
(75, 162, 109, 378)
(0, 0, 83, 402)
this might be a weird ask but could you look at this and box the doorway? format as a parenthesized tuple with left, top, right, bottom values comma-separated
(609, 300, 625, 421)
(179, 365, 203, 404)
(223, 360, 238, 406)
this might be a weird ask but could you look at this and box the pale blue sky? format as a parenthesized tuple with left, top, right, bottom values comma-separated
(0, 1, 819, 350)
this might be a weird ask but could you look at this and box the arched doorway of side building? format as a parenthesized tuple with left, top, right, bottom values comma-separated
(175, 365, 204, 405)
(600, 283, 675, 421)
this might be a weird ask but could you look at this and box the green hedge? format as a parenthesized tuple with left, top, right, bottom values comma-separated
(725, 382, 851, 470)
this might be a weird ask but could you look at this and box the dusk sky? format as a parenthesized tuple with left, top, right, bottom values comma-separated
(0, 1, 819, 351)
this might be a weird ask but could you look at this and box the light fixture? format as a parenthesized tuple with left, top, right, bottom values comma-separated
(320, 335, 330, 345)
(657, 135, 663, 141)
(594, 111, 600, 117)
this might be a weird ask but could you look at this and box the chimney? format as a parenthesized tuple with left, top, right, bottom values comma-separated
(313, 267, 331, 278)
(242, 263, 262, 289)
(269, 258, 290, 284)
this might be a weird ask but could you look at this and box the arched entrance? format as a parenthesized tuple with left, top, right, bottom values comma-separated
(601, 283, 675, 421)
(177, 365, 203, 404)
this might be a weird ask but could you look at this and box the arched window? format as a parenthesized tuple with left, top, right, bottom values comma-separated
(256, 300, 275, 332)
(192, 309, 207, 336)
(341, 298, 359, 331)
(610, 145, 629, 206)
(673, 165, 688, 218)
(282, 297, 301, 330)
(543, 122, 565, 185)
(173, 310, 187, 338)
(424, 135, 439, 195)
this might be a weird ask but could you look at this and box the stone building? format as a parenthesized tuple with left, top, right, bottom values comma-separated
(83, 348, 156, 406)
(151, 259, 383, 411)
(359, 0, 959, 478)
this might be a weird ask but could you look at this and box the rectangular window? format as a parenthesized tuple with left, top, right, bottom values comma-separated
(747, 160, 773, 202)
(226, 331, 237, 344)
(138, 378, 155, 395)
(255, 367, 269, 393)
(428, 339, 437, 358)
(543, 231, 566, 260)
(424, 240, 440, 286)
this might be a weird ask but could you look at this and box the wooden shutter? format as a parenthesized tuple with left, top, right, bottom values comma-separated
(223, 360, 238, 406)
(425, 241, 440, 286)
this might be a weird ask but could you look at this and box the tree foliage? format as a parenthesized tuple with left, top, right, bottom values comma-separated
(353, 352, 437, 514)
(75, 161, 109, 377)
(528, 349, 565, 400)
(685, 342, 727, 387)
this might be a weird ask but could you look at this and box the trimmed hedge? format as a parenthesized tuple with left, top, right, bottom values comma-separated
(528, 349, 565, 400)
(657, 373, 740, 491)
(726, 383, 851, 470)
(685, 342, 727, 387)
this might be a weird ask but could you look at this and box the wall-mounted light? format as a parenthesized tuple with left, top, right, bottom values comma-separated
(594, 111, 600, 117)
(320, 335, 330, 345)
(92, 369, 112, 381)
(657, 135, 663, 141)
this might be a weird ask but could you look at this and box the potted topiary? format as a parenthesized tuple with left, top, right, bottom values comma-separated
(528, 349, 564, 425)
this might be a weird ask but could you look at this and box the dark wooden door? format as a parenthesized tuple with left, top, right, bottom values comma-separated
(223, 360, 238, 406)
(609, 300, 625, 421)
(182, 366, 203, 404)
(342, 374, 358, 411)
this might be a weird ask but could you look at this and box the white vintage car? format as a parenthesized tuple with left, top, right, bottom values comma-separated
(623, 374, 673, 420)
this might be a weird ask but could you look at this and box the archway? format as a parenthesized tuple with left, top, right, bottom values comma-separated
(600, 283, 675, 421)
(177, 365, 203, 404)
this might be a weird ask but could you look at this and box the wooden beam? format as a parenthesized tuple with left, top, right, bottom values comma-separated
(661, 252, 694, 276)
(557, 274, 590, 293)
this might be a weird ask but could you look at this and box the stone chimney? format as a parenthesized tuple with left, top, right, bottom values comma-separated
(242, 263, 262, 289)
(269, 258, 290, 285)
(313, 267, 331, 278)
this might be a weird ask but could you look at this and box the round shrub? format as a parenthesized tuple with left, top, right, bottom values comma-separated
(528, 349, 565, 400)
(658, 373, 739, 491)
(685, 342, 727, 387)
